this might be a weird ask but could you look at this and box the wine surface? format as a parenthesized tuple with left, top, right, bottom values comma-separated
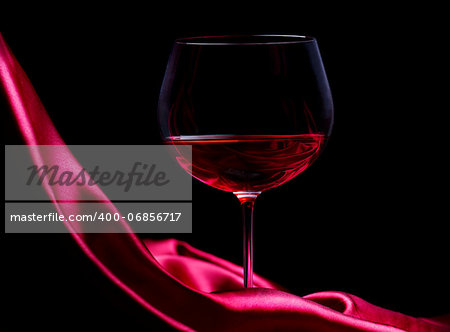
(167, 134, 326, 193)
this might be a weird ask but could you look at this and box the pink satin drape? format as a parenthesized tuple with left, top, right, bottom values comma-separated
(1, 33, 449, 331)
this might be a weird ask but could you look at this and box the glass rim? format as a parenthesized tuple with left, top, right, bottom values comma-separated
(175, 34, 316, 46)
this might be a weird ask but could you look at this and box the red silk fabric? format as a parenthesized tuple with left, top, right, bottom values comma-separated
(2, 33, 449, 331)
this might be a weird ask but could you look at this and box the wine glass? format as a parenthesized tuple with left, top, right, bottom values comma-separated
(158, 35, 333, 288)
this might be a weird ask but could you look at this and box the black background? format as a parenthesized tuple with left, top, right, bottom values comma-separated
(2, 4, 449, 331)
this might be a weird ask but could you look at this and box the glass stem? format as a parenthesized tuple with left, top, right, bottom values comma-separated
(234, 191, 260, 288)
(242, 200, 254, 288)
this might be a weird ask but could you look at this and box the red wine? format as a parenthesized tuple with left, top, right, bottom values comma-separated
(167, 134, 326, 193)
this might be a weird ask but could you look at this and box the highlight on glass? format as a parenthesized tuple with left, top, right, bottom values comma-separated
(158, 35, 334, 288)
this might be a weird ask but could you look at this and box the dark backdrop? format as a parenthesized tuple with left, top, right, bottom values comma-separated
(3, 5, 448, 331)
